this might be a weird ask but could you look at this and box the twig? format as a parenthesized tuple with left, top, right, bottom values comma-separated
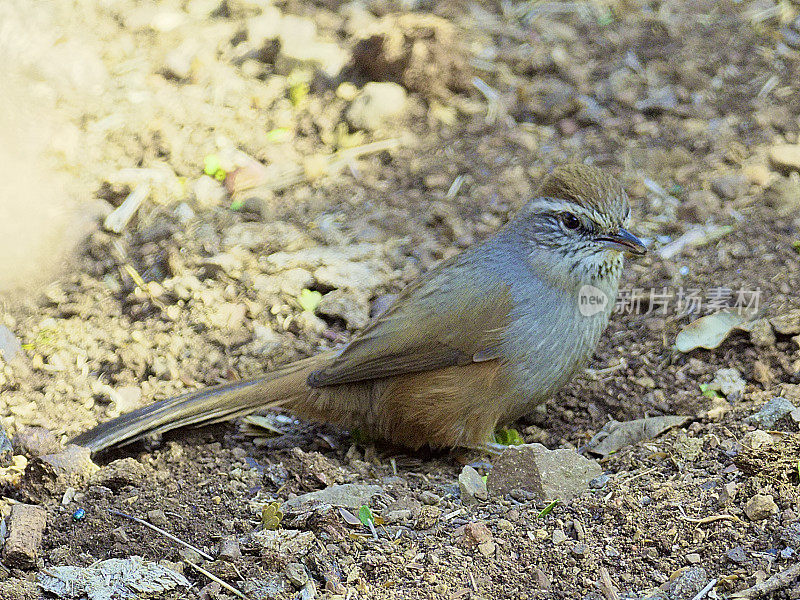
(184, 558, 251, 600)
(108, 509, 214, 561)
(690, 578, 717, 600)
(598, 566, 620, 600)
(731, 562, 800, 598)
(677, 505, 740, 526)
(104, 184, 150, 234)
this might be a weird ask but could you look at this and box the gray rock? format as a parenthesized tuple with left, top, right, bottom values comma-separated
(249, 529, 316, 557)
(90, 458, 148, 491)
(668, 567, 708, 600)
(281, 483, 383, 511)
(745, 397, 796, 428)
(0, 424, 11, 467)
(253, 268, 314, 297)
(744, 494, 778, 521)
(274, 15, 348, 77)
(768, 143, 800, 174)
(487, 443, 602, 501)
(458, 465, 487, 504)
(218, 536, 241, 561)
(317, 289, 370, 329)
(285, 563, 308, 588)
(314, 261, 384, 290)
(711, 173, 748, 200)
(709, 367, 745, 396)
(0, 325, 21, 362)
(346, 82, 407, 131)
(726, 545, 747, 563)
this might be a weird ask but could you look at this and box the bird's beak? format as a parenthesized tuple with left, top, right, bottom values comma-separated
(596, 228, 647, 255)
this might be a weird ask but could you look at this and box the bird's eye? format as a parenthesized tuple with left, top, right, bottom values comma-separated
(559, 213, 581, 230)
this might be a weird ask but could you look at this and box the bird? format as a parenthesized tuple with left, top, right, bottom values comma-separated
(71, 163, 646, 454)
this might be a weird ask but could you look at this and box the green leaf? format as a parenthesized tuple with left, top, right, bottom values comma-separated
(699, 383, 723, 399)
(536, 499, 559, 518)
(261, 502, 284, 530)
(265, 127, 291, 143)
(358, 505, 373, 526)
(792, 241, 800, 254)
(298, 288, 322, 313)
(204, 154, 222, 177)
(495, 428, 524, 446)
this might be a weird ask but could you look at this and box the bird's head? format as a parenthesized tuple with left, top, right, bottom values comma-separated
(512, 164, 646, 283)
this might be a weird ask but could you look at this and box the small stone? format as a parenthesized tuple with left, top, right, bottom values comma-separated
(552, 529, 568, 545)
(589, 473, 611, 489)
(285, 562, 308, 587)
(685, 553, 701, 564)
(281, 484, 382, 511)
(414, 505, 441, 530)
(295, 310, 327, 335)
(770, 309, 800, 335)
(21, 445, 98, 502)
(346, 82, 407, 131)
(745, 397, 796, 428)
(12, 426, 61, 458)
(752, 360, 773, 385)
(711, 173, 748, 200)
(192, 176, 226, 207)
(0, 325, 22, 362)
(2, 503, 47, 568)
(742, 430, 775, 450)
(496, 518, 514, 531)
(768, 144, 800, 175)
(726, 546, 748, 563)
(463, 522, 493, 545)
(744, 494, 778, 521)
(418, 491, 441, 505)
(90, 458, 148, 491)
(250, 529, 316, 558)
(477, 541, 496, 557)
(668, 567, 708, 600)
(218, 536, 241, 561)
(748, 319, 776, 347)
(148, 509, 169, 527)
(458, 465, 488, 504)
(487, 444, 602, 501)
(317, 289, 370, 330)
(111, 527, 129, 544)
(571, 543, 588, 558)
(709, 367, 746, 397)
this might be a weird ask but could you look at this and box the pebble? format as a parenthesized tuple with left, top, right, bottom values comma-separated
(709, 367, 745, 397)
(317, 289, 370, 329)
(726, 546, 747, 563)
(770, 309, 800, 335)
(346, 82, 408, 131)
(147, 509, 169, 527)
(668, 567, 708, 599)
(285, 562, 309, 587)
(281, 483, 382, 511)
(741, 429, 774, 450)
(0, 325, 22, 362)
(487, 443, 602, 501)
(768, 143, 800, 174)
(744, 494, 779, 521)
(90, 457, 148, 491)
(217, 536, 241, 561)
(744, 397, 796, 428)
(21, 444, 98, 501)
(710, 173, 748, 200)
(192, 176, 227, 207)
(685, 552, 701, 564)
(552, 529, 568, 545)
(1, 503, 47, 568)
(458, 465, 488, 504)
(250, 529, 316, 557)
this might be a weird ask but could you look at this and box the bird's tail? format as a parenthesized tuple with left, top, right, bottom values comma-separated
(70, 355, 326, 453)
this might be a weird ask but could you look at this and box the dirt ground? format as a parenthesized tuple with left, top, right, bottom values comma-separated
(1, 0, 800, 598)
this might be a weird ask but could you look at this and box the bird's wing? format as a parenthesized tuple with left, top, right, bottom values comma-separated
(307, 255, 512, 387)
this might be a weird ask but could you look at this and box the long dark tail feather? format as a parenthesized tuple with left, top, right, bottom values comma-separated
(70, 356, 323, 453)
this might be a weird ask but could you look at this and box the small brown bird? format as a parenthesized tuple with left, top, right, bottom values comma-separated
(72, 164, 646, 453)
